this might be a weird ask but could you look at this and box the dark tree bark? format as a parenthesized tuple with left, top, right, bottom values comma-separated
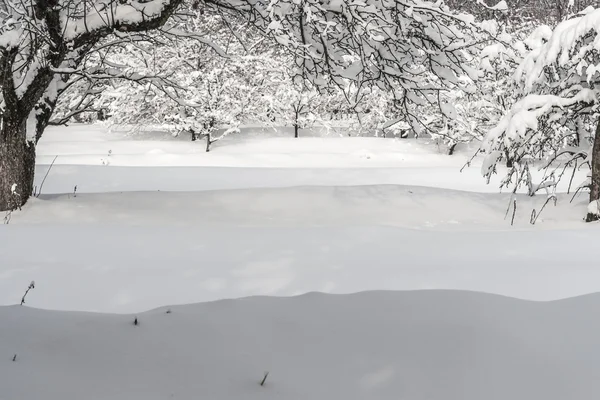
(294, 123, 299, 138)
(204, 119, 216, 151)
(205, 134, 212, 152)
(0, 124, 36, 211)
(505, 150, 513, 168)
(586, 117, 600, 222)
(448, 143, 457, 156)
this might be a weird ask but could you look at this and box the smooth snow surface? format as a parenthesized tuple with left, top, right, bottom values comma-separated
(35, 125, 464, 168)
(33, 124, 589, 194)
(2, 291, 600, 400)
(1, 125, 599, 313)
(0, 186, 596, 313)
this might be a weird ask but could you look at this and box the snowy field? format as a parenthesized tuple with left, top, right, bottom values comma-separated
(3, 290, 600, 400)
(1, 124, 597, 312)
(1, 124, 596, 309)
(2, 124, 600, 399)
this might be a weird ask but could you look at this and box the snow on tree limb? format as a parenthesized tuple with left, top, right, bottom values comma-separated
(1, 0, 490, 137)
(479, 8, 600, 212)
(63, 0, 180, 41)
(202, 0, 496, 132)
(481, 88, 596, 176)
(474, 0, 508, 11)
(516, 8, 600, 91)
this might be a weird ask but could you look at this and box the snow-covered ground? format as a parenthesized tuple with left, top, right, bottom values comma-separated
(36, 125, 462, 168)
(33, 124, 588, 193)
(3, 185, 594, 313)
(3, 291, 600, 400)
(34, 125, 487, 194)
(2, 124, 600, 399)
(1, 124, 597, 313)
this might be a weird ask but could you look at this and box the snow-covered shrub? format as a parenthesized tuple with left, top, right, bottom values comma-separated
(480, 7, 600, 221)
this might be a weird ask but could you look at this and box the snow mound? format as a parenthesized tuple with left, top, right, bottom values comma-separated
(12, 185, 588, 229)
(2, 290, 600, 400)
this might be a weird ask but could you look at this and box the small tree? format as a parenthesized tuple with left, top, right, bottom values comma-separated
(262, 79, 336, 138)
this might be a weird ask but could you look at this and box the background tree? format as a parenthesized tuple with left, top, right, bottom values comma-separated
(0, 0, 501, 211)
(87, 8, 272, 148)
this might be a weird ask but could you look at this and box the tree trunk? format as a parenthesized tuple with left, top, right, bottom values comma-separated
(448, 142, 457, 156)
(205, 133, 211, 152)
(505, 150, 513, 168)
(586, 117, 600, 222)
(294, 123, 299, 138)
(0, 124, 36, 212)
(575, 116, 582, 147)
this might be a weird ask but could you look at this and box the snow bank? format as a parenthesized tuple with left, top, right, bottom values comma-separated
(2, 290, 600, 400)
(0, 186, 595, 313)
(11, 185, 588, 228)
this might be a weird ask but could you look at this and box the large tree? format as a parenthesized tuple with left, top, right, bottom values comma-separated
(0, 0, 188, 210)
(0, 0, 492, 211)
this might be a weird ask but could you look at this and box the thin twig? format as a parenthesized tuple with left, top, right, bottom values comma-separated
(37, 156, 58, 198)
(511, 198, 517, 226)
(567, 160, 578, 194)
(570, 185, 588, 203)
(504, 196, 512, 220)
(531, 195, 557, 225)
(260, 372, 269, 386)
(20, 281, 35, 305)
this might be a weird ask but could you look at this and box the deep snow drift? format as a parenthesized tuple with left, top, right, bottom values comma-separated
(3, 290, 600, 400)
